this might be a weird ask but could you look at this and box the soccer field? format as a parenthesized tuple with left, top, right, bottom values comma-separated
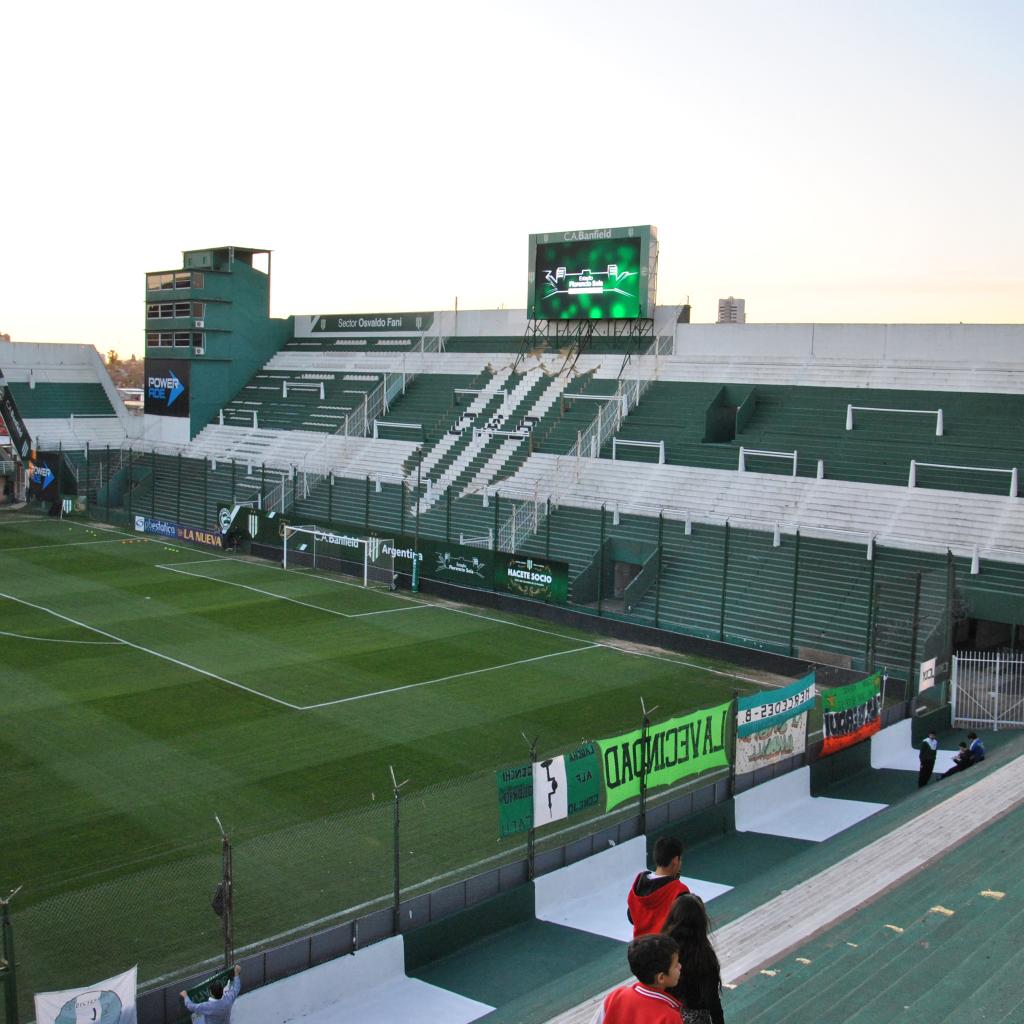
(0, 512, 774, 1004)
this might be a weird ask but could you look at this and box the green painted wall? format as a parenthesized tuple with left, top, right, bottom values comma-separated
(145, 248, 293, 438)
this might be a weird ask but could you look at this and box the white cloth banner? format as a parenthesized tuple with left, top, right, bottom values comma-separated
(533, 755, 568, 826)
(34, 965, 137, 1024)
(735, 714, 808, 774)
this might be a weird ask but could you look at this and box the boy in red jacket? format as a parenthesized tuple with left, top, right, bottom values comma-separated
(627, 835, 690, 937)
(592, 934, 684, 1024)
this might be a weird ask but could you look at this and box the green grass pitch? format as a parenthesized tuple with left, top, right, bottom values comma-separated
(0, 512, 774, 1005)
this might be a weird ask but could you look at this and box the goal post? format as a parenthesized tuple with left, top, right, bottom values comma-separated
(282, 524, 395, 587)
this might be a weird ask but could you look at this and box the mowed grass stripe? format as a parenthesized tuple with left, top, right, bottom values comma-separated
(1, 543, 596, 708)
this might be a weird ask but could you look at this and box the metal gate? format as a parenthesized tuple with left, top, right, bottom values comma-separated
(952, 651, 1024, 730)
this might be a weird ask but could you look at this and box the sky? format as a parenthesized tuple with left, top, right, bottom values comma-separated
(2, 0, 1022, 357)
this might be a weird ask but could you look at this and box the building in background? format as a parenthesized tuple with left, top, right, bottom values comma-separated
(717, 297, 746, 323)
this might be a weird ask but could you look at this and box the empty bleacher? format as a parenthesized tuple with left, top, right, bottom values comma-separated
(601, 381, 1024, 495)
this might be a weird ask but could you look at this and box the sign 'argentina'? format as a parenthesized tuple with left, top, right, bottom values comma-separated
(597, 701, 730, 810)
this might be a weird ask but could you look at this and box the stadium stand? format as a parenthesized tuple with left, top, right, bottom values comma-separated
(0, 339, 135, 450)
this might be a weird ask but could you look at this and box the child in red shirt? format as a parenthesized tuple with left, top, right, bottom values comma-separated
(592, 934, 684, 1024)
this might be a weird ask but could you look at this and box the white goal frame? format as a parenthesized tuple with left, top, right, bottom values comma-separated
(282, 524, 395, 587)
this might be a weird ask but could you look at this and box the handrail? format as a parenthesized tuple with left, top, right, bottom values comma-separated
(909, 459, 1018, 497)
(847, 403, 943, 436)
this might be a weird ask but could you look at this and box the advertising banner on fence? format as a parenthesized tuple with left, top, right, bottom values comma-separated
(735, 672, 815, 773)
(496, 742, 601, 837)
(495, 553, 569, 604)
(821, 672, 882, 756)
(737, 672, 816, 737)
(35, 965, 137, 1024)
(225, 505, 568, 600)
(135, 515, 223, 548)
(597, 702, 731, 811)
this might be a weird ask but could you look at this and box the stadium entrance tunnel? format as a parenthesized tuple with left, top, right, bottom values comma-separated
(954, 586, 1024, 651)
(571, 537, 659, 613)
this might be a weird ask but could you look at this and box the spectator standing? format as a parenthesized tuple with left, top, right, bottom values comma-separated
(591, 934, 684, 1024)
(662, 893, 725, 1024)
(918, 731, 939, 787)
(181, 964, 241, 1024)
(627, 836, 690, 938)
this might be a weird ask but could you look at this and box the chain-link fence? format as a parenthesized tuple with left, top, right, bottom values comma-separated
(6, 703, 738, 1022)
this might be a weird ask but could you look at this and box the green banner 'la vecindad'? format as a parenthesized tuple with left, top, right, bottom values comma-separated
(597, 701, 731, 811)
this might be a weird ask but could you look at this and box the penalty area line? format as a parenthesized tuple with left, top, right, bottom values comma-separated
(0, 591, 301, 711)
(299, 643, 600, 710)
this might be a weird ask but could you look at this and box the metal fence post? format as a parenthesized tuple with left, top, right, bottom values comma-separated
(105, 444, 111, 522)
(1, 887, 22, 1024)
(654, 512, 664, 628)
(638, 699, 656, 835)
(597, 504, 607, 615)
(150, 449, 156, 517)
(524, 735, 538, 880)
(907, 571, 923, 713)
(389, 767, 409, 934)
(994, 652, 1001, 731)
(719, 521, 731, 642)
(212, 817, 233, 968)
(176, 453, 182, 523)
(446, 487, 452, 543)
(788, 530, 801, 656)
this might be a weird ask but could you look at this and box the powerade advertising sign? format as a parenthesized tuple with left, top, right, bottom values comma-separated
(527, 225, 657, 320)
(134, 515, 222, 548)
(28, 455, 58, 498)
(144, 359, 190, 417)
(28, 451, 76, 499)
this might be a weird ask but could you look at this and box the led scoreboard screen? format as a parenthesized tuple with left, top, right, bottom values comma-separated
(528, 225, 657, 320)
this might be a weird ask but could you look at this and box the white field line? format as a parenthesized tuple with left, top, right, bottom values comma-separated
(0, 537, 131, 553)
(347, 604, 433, 618)
(154, 563, 420, 621)
(0, 629, 121, 645)
(0, 516, 58, 526)
(299, 644, 601, 710)
(54, 517, 785, 696)
(0, 591, 302, 710)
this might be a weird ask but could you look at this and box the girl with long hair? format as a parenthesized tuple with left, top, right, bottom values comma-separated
(660, 893, 724, 1024)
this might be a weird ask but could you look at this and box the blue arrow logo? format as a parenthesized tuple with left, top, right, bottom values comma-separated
(167, 371, 185, 407)
(32, 462, 54, 489)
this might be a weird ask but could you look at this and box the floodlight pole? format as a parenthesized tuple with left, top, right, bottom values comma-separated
(523, 733, 538, 879)
(1, 886, 23, 1024)
(638, 699, 658, 834)
(390, 766, 410, 934)
(215, 816, 234, 968)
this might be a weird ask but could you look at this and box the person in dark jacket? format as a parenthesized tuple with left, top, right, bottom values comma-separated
(967, 732, 986, 763)
(627, 835, 690, 938)
(661, 893, 724, 1024)
(918, 731, 938, 787)
(941, 742, 973, 778)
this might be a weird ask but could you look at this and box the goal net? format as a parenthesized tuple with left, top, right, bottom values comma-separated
(282, 525, 395, 588)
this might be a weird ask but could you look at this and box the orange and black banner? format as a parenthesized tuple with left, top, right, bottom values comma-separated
(820, 672, 882, 756)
